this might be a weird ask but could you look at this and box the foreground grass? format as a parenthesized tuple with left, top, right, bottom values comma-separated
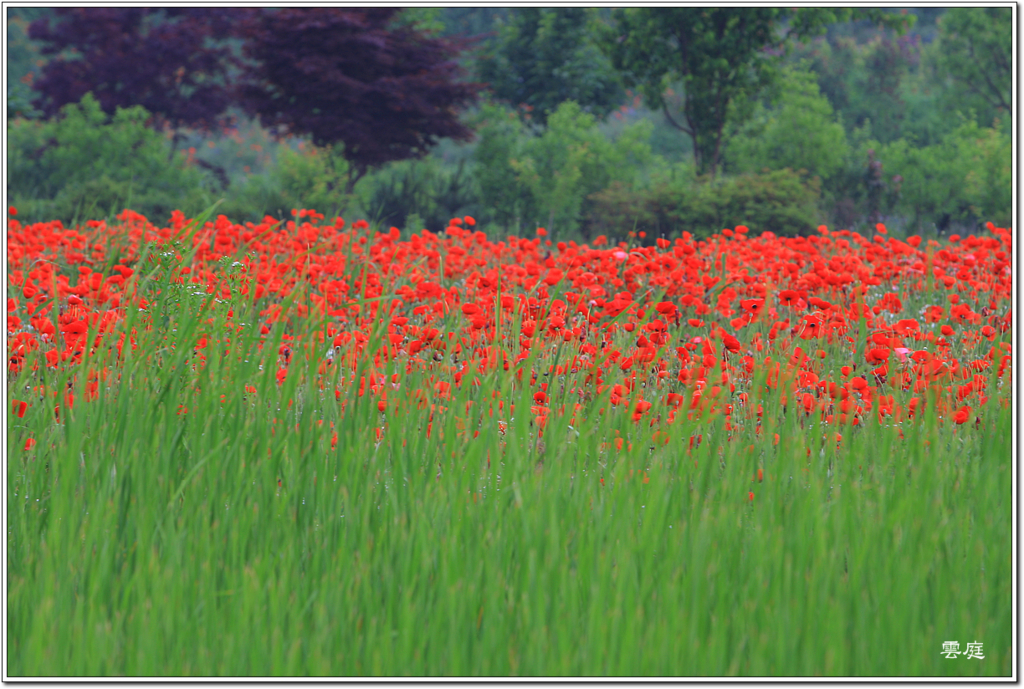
(7, 228, 1012, 677)
(8, 352, 1011, 674)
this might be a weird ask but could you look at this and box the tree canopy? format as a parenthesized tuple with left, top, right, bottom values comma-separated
(726, 64, 849, 182)
(28, 8, 240, 131)
(26, 8, 480, 190)
(931, 7, 1011, 122)
(475, 8, 624, 126)
(601, 8, 914, 176)
(237, 8, 479, 191)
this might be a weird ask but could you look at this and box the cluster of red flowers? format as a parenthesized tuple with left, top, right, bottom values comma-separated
(7, 204, 1012, 451)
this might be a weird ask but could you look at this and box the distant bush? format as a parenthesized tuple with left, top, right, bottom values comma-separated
(7, 93, 214, 226)
(472, 100, 653, 236)
(357, 156, 479, 233)
(218, 144, 351, 223)
(470, 102, 535, 232)
(879, 120, 1011, 232)
(726, 65, 850, 184)
(585, 168, 822, 242)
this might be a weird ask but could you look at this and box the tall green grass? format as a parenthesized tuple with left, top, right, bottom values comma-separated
(6, 241, 1012, 676)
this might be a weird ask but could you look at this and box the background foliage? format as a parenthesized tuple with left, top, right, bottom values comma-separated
(586, 168, 822, 240)
(7, 93, 213, 224)
(725, 64, 849, 184)
(475, 8, 625, 126)
(6, 7, 1012, 238)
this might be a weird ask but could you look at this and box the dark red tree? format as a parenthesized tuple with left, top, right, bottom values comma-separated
(237, 8, 480, 191)
(28, 8, 240, 132)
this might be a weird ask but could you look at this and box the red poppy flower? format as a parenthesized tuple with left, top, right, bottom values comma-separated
(11, 399, 27, 418)
(778, 290, 801, 307)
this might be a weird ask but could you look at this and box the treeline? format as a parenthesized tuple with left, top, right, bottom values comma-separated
(6, 7, 1011, 239)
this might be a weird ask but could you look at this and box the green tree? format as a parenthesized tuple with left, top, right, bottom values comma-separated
(929, 8, 1011, 125)
(788, 29, 925, 145)
(438, 7, 509, 40)
(471, 102, 536, 231)
(472, 100, 653, 235)
(726, 64, 849, 183)
(789, 36, 861, 119)
(601, 8, 912, 176)
(6, 8, 52, 119)
(851, 34, 918, 143)
(476, 8, 625, 126)
(512, 100, 652, 233)
(880, 120, 1011, 232)
(789, 23, 948, 147)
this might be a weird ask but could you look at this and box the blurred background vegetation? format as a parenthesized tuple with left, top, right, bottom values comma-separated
(6, 7, 1012, 242)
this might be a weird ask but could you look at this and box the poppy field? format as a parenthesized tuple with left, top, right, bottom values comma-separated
(6, 205, 1013, 676)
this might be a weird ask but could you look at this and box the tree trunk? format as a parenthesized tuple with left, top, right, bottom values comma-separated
(343, 164, 365, 197)
(168, 130, 182, 164)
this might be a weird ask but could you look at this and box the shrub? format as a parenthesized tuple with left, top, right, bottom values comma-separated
(584, 181, 662, 239)
(6, 93, 213, 226)
(472, 100, 653, 236)
(357, 156, 479, 233)
(880, 120, 1011, 232)
(514, 101, 653, 235)
(218, 143, 352, 223)
(586, 168, 822, 241)
(726, 65, 850, 185)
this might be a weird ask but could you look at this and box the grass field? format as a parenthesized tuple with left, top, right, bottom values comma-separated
(6, 207, 1013, 676)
